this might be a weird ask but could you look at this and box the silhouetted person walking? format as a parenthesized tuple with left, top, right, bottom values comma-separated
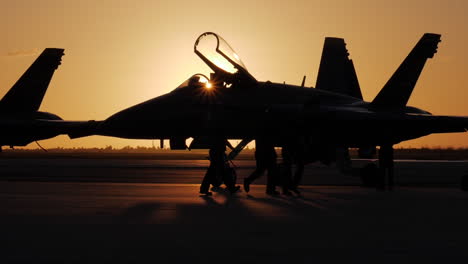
(244, 137, 279, 195)
(280, 144, 295, 195)
(281, 139, 305, 194)
(200, 137, 239, 195)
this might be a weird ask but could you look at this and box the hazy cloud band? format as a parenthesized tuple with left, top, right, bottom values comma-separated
(6, 48, 40, 57)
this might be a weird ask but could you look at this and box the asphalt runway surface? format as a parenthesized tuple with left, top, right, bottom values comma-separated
(1, 158, 467, 186)
(1, 158, 468, 263)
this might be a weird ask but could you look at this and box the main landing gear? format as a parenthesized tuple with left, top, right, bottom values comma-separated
(359, 145, 394, 191)
(361, 145, 468, 192)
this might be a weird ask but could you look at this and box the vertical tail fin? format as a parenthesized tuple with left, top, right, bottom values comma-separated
(315, 37, 363, 99)
(0, 48, 64, 112)
(371, 33, 441, 109)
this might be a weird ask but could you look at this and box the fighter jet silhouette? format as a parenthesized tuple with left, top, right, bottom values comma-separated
(71, 32, 468, 189)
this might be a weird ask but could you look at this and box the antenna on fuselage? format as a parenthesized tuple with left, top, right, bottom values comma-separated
(301, 75, 306, 87)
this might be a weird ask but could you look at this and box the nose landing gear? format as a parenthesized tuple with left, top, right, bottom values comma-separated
(359, 145, 394, 191)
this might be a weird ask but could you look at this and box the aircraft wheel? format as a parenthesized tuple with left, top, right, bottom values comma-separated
(461, 175, 468, 191)
(360, 163, 378, 187)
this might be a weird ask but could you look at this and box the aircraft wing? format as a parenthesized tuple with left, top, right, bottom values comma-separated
(298, 107, 468, 145)
(392, 115, 468, 134)
(313, 107, 468, 134)
(212, 104, 468, 138)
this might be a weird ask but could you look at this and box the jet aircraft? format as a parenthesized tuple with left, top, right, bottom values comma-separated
(71, 32, 468, 189)
(0, 48, 93, 151)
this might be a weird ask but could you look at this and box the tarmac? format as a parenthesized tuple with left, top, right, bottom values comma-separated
(0, 158, 467, 263)
(0, 158, 467, 186)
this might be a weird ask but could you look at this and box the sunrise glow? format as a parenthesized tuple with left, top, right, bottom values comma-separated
(0, 0, 467, 149)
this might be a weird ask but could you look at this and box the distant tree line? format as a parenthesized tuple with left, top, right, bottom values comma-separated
(2, 146, 468, 160)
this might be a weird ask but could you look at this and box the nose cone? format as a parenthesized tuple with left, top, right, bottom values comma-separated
(98, 93, 194, 139)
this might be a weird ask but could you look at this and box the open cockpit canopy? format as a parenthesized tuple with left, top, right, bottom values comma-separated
(194, 32, 255, 83)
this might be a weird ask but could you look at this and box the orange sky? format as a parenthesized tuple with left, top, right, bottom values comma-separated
(1, 0, 468, 149)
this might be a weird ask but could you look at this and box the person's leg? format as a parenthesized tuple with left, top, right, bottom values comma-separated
(200, 166, 214, 195)
(266, 162, 280, 195)
(281, 146, 294, 191)
(293, 162, 305, 188)
(223, 164, 240, 193)
(244, 167, 265, 193)
(244, 146, 267, 193)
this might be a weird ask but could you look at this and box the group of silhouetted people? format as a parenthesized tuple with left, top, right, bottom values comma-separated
(199, 137, 304, 196)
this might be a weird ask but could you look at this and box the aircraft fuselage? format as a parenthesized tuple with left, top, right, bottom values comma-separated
(97, 80, 460, 147)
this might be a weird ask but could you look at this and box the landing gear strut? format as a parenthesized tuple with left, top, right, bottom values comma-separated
(378, 144, 394, 191)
